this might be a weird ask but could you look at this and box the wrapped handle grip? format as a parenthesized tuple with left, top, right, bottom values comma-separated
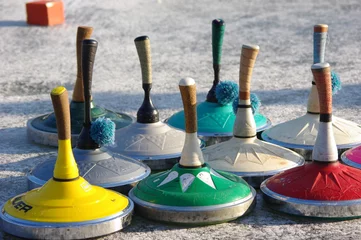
(51, 87, 71, 140)
(312, 63, 332, 115)
(135, 36, 152, 84)
(179, 78, 197, 133)
(239, 44, 259, 100)
(73, 26, 93, 102)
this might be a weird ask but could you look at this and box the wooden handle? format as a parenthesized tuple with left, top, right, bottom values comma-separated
(312, 63, 332, 115)
(239, 44, 259, 100)
(313, 24, 328, 64)
(72, 26, 93, 102)
(135, 36, 152, 84)
(81, 39, 98, 126)
(314, 24, 328, 33)
(51, 87, 70, 140)
(179, 78, 197, 133)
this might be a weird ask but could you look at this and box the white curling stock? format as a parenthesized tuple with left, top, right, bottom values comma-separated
(312, 121, 338, 162)
(180, 132, 204, 167)
(307, 85, 320, 113)
(233, 99, 257, 137)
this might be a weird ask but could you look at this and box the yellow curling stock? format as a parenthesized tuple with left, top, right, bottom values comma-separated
(3, 177, 129, 222)
(53, 139, 79, 180)
(51, 86, 66, 95)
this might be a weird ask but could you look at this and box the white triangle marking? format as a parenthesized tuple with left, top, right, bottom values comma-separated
(197, 172, 216, 189)
(157, 171, 179, 187)
(180, 173, 195, 192)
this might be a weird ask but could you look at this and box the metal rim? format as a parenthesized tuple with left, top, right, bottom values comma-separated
(261, 180, 361, 218)
(340, 152, 361, 169)
(225, 157, 305, 178)
(0, 200, 134, 239)
(128, 187, 256, 224)
(261, 131, 361, 150)
(164, 117, 272, 138)
(27, 151, 151, 190)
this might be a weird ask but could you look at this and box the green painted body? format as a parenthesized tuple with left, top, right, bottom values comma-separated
(31, 101, 133, 134)
(133, 163, 252, 206)
(167, 101, 268, 135)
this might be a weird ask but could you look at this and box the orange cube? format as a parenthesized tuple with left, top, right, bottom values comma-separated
(26, 1, 64, 26)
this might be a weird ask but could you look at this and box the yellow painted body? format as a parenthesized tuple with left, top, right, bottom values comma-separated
(4, 138, 130, 222)
(4, 176, 129, 222)
(53, 139, 79, 180)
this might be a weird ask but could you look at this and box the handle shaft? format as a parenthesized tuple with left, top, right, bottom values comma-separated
(313, 24, 328, 64)
(72, 26, 93, 102)
(239, 45, 259, 100)
(206, 19, 225, 103)
(51, 87, 71, 140)
(135, 36, 152, 84)
(81, 39, 98, 127)
(179, 78, 197, 133)
(312, 63, 332, 117)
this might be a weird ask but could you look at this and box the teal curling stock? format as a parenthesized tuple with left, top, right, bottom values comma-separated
(167, 19, 271, 139)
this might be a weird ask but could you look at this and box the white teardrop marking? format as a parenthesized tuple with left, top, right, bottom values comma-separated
(157, 171, 179, 187)
(197, 172, 216, 189)
(180, 173, 195, 192)
(210, 169, 227, 180)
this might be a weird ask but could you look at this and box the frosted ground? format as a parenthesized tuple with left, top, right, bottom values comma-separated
(1, 0, 361, 239)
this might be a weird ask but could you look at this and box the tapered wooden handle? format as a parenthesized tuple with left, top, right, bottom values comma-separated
(73, 26, 93, 102)
(239, 44, 259, 100)
(51, 87, 70, 140)
(312, 63, 332, 115)
(212, 19, 225, 65)
(82, 39, 98, 125)
(313, 24, 328, 64)
(135, 36, 152, 84)
(179, 78, 197, 133)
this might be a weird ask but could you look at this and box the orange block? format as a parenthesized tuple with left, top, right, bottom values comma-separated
(26, 1, 64, 26)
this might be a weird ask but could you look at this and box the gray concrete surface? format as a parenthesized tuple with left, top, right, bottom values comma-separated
(1, 0, 361, 239)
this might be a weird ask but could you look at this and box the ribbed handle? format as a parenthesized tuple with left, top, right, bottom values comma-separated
(73, 26, 93, 102)
(239, 44, 259, 100)
(313, 24, 328, 64)
(312, 63, 332, 116)
(135, 36, 152, 84)
(81, 39, 98, 127)
(212, 19, 225, 66)
(179, 78, 197, 133)
(51, 87, 70, 140)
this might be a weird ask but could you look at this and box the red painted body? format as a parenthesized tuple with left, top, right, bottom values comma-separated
(266, 161, 361, 201)
(344, 146, 361, 164)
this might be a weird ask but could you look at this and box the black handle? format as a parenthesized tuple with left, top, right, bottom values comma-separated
(77, 39, 99, 150)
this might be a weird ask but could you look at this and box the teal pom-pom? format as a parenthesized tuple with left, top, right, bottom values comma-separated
(215, 81, 238, 105)
(232, 93, 261, 115)
(90, 117, 115, 146)
(331, 71, 341, 95)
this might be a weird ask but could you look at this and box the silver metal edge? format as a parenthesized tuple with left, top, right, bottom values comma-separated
(27, 163, 151, 191)
(128, 187, 256, 224)
(260, 180, 361, 218)
(164, 117, 272, 138)
(261, 131, 361, 151)
(0, 200, 134, 239)
(340, 152, 361, 169)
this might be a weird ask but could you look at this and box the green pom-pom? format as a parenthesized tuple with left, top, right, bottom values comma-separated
(90, 117, 115, 146)
(232, 93, 261, 115)
(331, 71, 341, 95)
(215, 81, 238, 105)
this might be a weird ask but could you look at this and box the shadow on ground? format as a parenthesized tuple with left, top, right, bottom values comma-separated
(0, 20, 28, 27)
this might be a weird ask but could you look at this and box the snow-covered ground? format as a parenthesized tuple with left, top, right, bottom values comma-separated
(1, 0, 361, 239)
